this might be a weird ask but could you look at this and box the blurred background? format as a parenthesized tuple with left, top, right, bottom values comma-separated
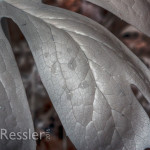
(2, 0, 150, 149)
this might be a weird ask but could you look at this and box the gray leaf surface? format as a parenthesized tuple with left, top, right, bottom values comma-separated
(0, 0, 150, 150)
(86, 0, 150, 37)
(0, 3, 35, 150)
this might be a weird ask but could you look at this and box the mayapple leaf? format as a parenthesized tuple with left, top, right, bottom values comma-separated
(0, 0, 150, 149)
(86, 0, 150, 37)
(0, 4, 35, 150)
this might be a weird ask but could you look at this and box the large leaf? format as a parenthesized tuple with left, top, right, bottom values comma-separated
(0, 0, 150, 149)
(0, 3, 35, 150)
(86, 0, 150, 37)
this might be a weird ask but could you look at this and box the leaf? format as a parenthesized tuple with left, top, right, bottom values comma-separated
(86, 0, 150, 37)
(0, 9, 35, 150)
(1, 0, 150, 149)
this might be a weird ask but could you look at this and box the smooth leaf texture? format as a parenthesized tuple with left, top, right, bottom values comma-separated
(86, 0, 150, 37)
(0, 0, 150, 150)
(0, 6, 35, 150)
